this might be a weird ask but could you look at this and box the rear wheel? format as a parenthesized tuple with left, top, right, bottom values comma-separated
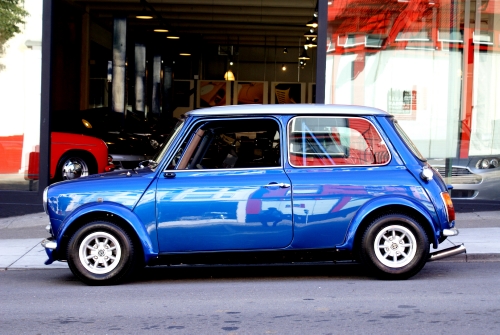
(67, 221, 137, 285)
(359, 214, 429, 279)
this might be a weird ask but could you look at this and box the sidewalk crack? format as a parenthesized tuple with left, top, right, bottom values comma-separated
(6, 241, 41, 270)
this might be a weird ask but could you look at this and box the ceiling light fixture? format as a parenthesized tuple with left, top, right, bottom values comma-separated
(166, 35, 180, 39)
(179, 53, 191, 56)
(298, 47, 310, 60)
(154, 29, 169, 33)
(304, 38, 317, 48)
(136, 3, 153, 20)
(224, 69, 235, 81)
(304, 28, 318, 39)
(306, 1, 319, 28)
(283, 47, 288, 54)
(282, 64, 286, 71)
(136, 13, 153, 19)
(306, 16, 318, 28)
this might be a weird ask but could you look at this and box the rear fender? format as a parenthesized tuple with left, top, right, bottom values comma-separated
(57, 202, 157, 264)
(338, 196, 439, 250)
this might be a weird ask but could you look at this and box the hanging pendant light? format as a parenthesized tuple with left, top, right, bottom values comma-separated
(136, 7, 153, 19)
(306, 2, 319, 28)
(306, 16, 318, 28)
(298, 47, 310, 60)
(224, 69, 235, 81)
(304, 28, 317, 39)
(304, 38, 317, 48)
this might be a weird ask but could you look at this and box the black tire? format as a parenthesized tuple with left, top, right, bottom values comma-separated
(359, 214, 429, 280)
(67, 221, 137, 285)
(55, 152, 96, 181)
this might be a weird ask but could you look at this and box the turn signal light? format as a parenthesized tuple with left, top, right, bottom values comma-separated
(440, 192, 455, 222)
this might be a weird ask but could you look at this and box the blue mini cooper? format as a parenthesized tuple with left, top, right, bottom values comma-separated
(42, 104, 465, 285)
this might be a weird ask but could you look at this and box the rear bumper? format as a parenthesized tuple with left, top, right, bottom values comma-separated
(428, 244, 466, 262)
(428, 228, 465, 261)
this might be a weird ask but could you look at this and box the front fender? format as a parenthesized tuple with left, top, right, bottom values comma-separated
(57, 202, 158, 263)
(338, 195, 439, 250)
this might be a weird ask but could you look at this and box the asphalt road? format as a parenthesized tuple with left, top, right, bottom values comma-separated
(1, 262, 499, 334)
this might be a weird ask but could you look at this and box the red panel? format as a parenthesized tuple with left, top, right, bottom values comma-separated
(25, 152, 40, 180)
(459, 33, 474, 159)
(0, 135, 24, 173)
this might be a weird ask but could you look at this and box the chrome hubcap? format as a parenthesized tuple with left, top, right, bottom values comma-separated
(78, 232, 121, 274)
(374, 225, 417, 268)
(62, 158, 89, 180)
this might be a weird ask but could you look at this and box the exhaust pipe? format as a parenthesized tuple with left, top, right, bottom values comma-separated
(428, 244, 466, 262)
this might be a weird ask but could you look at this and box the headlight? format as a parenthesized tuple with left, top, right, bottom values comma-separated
(476, 158, 500, 169)
(479, 158, 490, 169)
(42, 186, 49, 214)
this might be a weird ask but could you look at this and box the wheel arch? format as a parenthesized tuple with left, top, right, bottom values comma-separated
(56, 204, 157, 265)
(340, 198, 439, 252)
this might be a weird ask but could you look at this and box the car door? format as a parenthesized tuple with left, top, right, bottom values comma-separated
(156, 117, 293, 253)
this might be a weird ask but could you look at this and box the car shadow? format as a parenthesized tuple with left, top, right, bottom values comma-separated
(130, 262, 371, 284)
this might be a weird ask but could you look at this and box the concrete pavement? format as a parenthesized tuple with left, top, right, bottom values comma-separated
(1, 211, 499, 270)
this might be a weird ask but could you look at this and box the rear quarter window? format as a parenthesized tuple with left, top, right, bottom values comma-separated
(288, 116, 390, 167)
(393, 120, 426, 162)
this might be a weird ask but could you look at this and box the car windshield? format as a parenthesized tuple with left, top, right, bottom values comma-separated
(149, 119, 185, 170)
(393, 120, 426, 162)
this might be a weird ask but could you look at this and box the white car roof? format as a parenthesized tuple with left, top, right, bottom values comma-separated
(186, 104, 390, 117)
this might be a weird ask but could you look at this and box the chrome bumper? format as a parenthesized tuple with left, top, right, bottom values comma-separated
(428, 244, 466, 262)
(427, 228, 466, 261)
(41, 238, 57, 250)
(443, 228, 459, 237)
(41, 238, 57, 265)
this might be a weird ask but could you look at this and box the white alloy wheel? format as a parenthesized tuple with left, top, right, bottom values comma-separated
(78, 231, 122, 274)
(373, 225, 417, 268)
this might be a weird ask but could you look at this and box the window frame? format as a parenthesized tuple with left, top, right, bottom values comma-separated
(165, 116, 284, 172)
(286, 116, 392, 168)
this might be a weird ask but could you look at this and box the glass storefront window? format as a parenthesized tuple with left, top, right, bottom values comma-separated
(326, 0, 500, 201)
(0, 0, 42, 191)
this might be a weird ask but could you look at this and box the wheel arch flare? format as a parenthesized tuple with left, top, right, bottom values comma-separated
(339, 197, 439, 251)
(56, 203, 158, 264)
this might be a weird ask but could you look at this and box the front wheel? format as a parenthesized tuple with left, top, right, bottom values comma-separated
(359, 214, 429, 279)
(67, 221, 137, 285)
(56, 153, 95, 181)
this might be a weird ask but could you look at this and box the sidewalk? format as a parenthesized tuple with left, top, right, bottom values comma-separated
(1, 211, 499, 270)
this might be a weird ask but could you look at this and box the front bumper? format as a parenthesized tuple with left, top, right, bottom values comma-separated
(41, 238, 58, 265)
(443, 228, 459, 237)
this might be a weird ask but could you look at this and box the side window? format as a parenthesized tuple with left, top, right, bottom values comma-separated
(166, 118, 281, 170)
(288, 116, 390, 167)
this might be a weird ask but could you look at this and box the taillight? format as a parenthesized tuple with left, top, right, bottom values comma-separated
(440, 192, 455, 222)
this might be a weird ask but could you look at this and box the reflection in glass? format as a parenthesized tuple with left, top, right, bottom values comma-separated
(326, 0, 500, 200)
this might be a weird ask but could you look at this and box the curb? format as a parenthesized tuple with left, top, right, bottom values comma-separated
(432, 253, 500, 263)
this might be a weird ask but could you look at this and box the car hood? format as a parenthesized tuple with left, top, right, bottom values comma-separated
(46, 168, 156, 221)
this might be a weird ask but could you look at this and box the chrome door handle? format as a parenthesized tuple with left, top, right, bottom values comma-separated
(264, 182, 290, 188)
